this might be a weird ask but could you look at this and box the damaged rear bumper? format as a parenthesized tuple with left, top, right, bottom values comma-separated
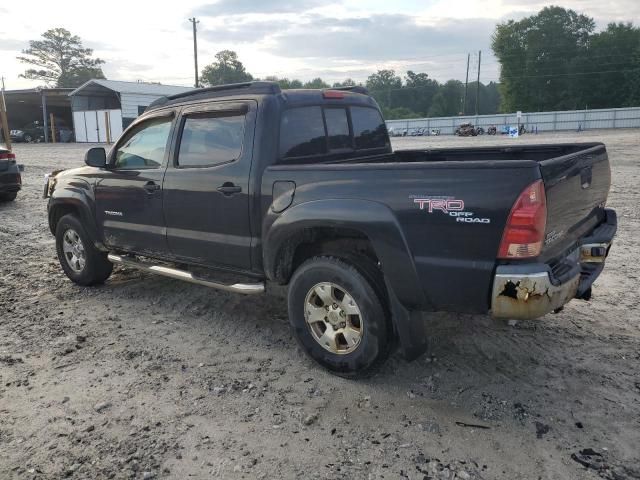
(491, 269, 580, 320)
(491, 209, 616, 320)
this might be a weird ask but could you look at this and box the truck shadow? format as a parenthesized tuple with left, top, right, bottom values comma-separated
(93, 267, 638, 469)
(103, 265, 593, 394)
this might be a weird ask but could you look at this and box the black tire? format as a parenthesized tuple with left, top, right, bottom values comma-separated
(55, 214, 113, 286)
(0, 192, 17, 202)
(23, 133, 33, 143)
(287, 256, 392, 378)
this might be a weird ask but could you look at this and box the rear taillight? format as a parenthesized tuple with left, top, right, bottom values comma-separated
(498, 179, 547, 259)
(0, 152, 16, 160)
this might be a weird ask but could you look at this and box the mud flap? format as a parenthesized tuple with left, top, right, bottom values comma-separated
(385, 278, 429, 361)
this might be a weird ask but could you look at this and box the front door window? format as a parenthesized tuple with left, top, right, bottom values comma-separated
(114, 118, 172, 169)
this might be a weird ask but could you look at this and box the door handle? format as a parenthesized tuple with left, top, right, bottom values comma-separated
(144, 181, 160, 193)
(217, 183, 242, 195)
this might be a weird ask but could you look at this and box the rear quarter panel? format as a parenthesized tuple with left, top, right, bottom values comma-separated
(262, 160, 540, 313)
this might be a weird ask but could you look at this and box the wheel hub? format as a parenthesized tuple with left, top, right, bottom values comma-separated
(62, 228, 86, 273)
(304, 282, 363, 355)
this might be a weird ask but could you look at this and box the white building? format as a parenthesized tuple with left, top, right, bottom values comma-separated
(69, 79, 191, 142)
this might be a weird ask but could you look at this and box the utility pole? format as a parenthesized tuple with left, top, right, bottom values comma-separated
(0, 77, 12, 150)
(475, 50, 482, 116)
(189, 17, 200, 88)
(463, 53, 470, 115)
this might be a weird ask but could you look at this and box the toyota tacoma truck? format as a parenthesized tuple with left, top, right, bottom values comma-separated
(44, 82, 617, 377)
(0, 148, 22, 201)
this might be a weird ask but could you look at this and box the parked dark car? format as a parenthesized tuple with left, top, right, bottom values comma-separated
(0, 148, 23, 201)
(11, 119, 73, 143)
(44, 82, 617, 377)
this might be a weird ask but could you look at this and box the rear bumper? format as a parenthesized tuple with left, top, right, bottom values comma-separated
(491, 209, 616, 320)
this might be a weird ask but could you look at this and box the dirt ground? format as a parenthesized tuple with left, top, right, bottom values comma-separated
(1, 129, 639, 480)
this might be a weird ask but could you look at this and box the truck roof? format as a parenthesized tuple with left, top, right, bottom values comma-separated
(145, 81, 375, 112)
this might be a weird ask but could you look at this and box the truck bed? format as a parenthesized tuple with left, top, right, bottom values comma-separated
(264, 142, 611, 312)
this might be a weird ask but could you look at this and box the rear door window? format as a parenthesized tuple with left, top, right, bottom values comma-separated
(177, 115, 245, 167)
(351, 107, 389, 150)
(325, 108, 352, 151)
(279, 107, 327, 158)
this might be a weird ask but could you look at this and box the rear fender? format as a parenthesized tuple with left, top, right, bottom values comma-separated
(264, 199, 431, 359)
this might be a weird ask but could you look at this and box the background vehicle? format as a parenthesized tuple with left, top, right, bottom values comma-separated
(10, 119, 74, 143)
(0, 148, 23, 201)
(45, 82, 616, 377)
(388, 126, 408, 137)
(455, 123, 485, 136)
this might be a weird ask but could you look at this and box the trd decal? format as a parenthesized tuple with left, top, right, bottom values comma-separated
(411, 195, 491, 224)
(413, 198, 464, 213)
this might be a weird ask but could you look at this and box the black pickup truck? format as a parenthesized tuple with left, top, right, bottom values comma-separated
(45, 82, 616, 377)
(0, 148, 22, 201)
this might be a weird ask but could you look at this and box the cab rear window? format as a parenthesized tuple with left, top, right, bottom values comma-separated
(351, 107, 389, 150)
(279, 105, 387, 161)
(279, 107, 326, 158)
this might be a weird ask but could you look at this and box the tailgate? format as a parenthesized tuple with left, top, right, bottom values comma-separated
(539, 143, 610, 260)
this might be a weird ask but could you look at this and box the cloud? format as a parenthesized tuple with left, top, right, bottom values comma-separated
(191, 12, 499, 82)
(271, 14, 496, 62)
(195, 0, 327, 16)
(0, 37, 26, 52)
(199, 18, 293, 43)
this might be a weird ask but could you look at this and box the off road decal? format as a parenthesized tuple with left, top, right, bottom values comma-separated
(411, 195, 491, 224)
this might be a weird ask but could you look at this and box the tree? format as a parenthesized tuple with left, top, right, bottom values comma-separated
(303, 78, 330, 89)
(332, 79, 357, 88)
(427, 80, 464, 117)
(402, 71, 439, 116)
(492, 7, 595, 112)
(366, 70, 402, 109)
(463, 81, 502, 115)
(576, 23, 640, 108)
(263, 76, 303, 89)
(17, 28, 105, 87)
(382, 106, 420, 120)
(200, 50, 253, 86)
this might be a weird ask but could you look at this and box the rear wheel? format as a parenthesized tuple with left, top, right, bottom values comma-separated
(55, 214, 113, 286)
(288, 256, 392, 378)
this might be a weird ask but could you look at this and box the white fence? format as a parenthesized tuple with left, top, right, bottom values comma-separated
(386, 106, 640, 136)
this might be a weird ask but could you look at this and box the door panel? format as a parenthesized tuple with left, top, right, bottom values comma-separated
(85, 112, 98, 142)
(162, 102, 256, 270)
(95, 114, 174, 255)
(73, 112, 87, 142)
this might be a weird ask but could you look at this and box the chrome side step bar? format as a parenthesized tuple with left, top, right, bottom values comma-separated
(107, 254, 265, 295)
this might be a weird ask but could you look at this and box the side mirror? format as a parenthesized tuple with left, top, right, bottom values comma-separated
(85, 147, 107, 168)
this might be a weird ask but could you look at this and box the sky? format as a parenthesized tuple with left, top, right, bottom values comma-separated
(0, 0, 638, 90)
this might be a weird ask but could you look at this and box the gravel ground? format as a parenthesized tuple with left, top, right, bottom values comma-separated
(1, 129, 639, 480)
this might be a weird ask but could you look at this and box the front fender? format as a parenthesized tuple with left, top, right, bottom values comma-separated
(48, 177, 101, 248)
(263, 198, 428, 311)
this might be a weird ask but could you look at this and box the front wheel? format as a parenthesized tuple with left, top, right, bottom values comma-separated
(55, 214, 113, 286)
(287, 256, 392, 378)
